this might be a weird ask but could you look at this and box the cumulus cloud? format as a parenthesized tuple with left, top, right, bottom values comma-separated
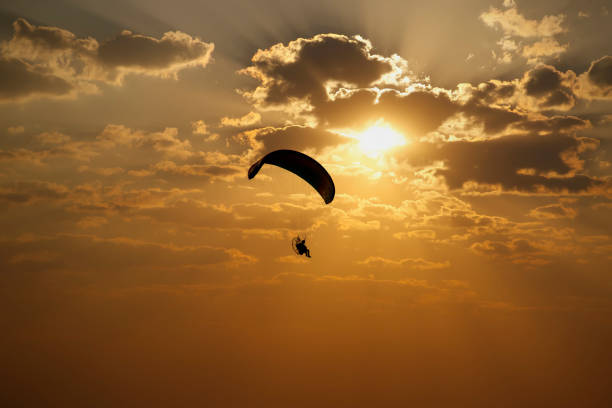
(480, 3, 567, 65)
(239, 34, 394, 110)
(191, 120, 209, 135)
(220, 111, 261, 127)
(521, 65, 576, 110)
(0, 18, 214, 101)
(459, 64, 580, 113)
(522, 38, 568, 64)
(480, 5, 566, 38)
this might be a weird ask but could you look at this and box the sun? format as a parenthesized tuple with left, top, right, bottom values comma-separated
(334, 120, 407, 157)
(356, 122, 406, 154)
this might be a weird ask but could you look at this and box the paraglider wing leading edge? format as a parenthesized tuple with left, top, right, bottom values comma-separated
(248, 149, 335, 204)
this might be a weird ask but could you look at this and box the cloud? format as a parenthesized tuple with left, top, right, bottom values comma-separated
(98, 125, 193, 159)
(470, 238, 544, 259)
(512, 115, 590, 134)
(7, 125, 25, 135)
(239, 34, 394, 109)
(522, 38, 568, 64)
(191, 120, 209, 135)
(480, 4, 567, 65)
(393, 230, 436, 240)
(36, 131, 71, 145)
(0, 57, 74, 102)
(96, 29, 213, 76)
(0, 124, 200, 166)
(77, 165, 124, 176)
(0, 18, 214, 101)
(400, 132, 603, 194)
(0, 142, 98, 165)
(0, 181, 69, 204)
(77, 216, 108, 229)
(521, 65, 576, 110)
(357, 256, 450, 270)
(457, 63, 611, 113)
(237, 125, 351, 155)
(315, 88, 459, 137)
(480, 6, 566, 38)
(575, 56, 612, 100)
(0, 234, 256, 274)
(276, 255, 309, 264)
(459, 100, 523, 134)
(220, 111, 261, 127)
(587, 56, 612, 88)
(151, 160, 242, 182)
(529, 203, 577, 219)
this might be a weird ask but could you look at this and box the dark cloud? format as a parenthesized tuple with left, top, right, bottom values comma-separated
(401, 133, 602, 194)
(0, 181, 69, 204)
(470, 238, 540, 258)
(97, 30, 214, 71)
(464, 80, 517, 105)
(521, 65, 576, 110)
(586, 56, 612, 88)
(524, 66, 562, 97)
(240, 34, 393, 107)
(513, 115, 590, 134)
(376, 90, 459, 136)
(9, 17, 96, 53)
(0, 18, 214, 101)
(576, 55, 612, 99)
(0, 58, 73, 101)
(460, 101, 523, 134)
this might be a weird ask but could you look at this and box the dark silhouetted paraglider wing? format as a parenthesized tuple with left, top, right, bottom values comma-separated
(248, 149, 335, 204)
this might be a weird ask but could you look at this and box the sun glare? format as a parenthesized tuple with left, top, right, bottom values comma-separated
(352, 122, 406, 157)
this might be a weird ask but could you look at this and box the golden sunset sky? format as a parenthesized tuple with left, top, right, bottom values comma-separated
(1, 0, 612, 406)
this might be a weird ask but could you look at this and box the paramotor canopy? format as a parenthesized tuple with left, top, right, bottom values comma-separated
(248, 149, 335, 204)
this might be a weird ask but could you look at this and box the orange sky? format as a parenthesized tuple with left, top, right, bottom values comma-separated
(1, 1, 612, 406)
